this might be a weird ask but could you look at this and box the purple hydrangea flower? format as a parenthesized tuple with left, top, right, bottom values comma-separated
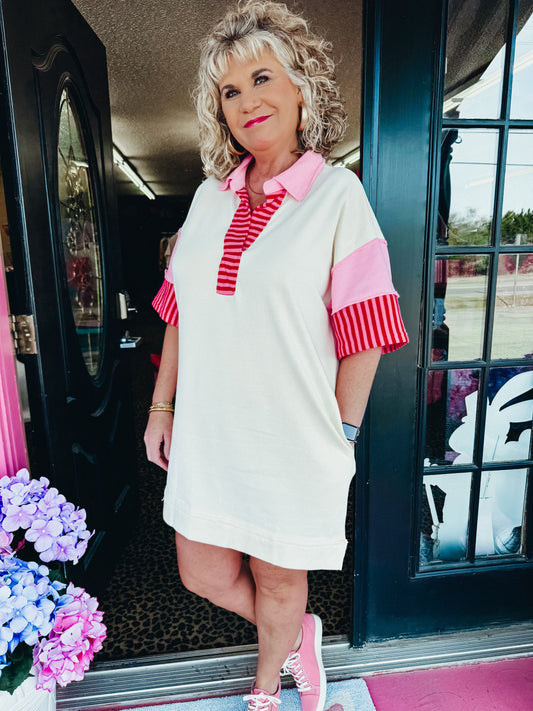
(0, 469, 93, 565)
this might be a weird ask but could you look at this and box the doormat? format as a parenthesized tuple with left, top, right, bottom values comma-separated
(365, 656, 533, 711)
(127, 679, 376, 711)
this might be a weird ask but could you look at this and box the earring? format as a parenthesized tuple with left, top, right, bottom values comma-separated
(228, 133, 246, 156)
(298, 104, 308, 132)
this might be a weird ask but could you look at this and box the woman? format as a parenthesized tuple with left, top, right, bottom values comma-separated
(145, 2, 408, 710)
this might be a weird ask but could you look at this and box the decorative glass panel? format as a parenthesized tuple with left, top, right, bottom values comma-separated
(443, 0, 508, 119)
(438, 130, 498, 247)
(420, 472, 471, 566)
(483, 367, 533, 463)
(476, 469, 527, 557)
(492, 254, 533, 359)
(426, 368, 480, 465)
(57, 87, 103, 378)
(500, 130, 533, 246)
(510, 4, 533, 120)
(431, 256, 489, 362)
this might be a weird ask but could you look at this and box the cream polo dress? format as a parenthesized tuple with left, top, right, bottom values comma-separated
(153, 152, 407, 570)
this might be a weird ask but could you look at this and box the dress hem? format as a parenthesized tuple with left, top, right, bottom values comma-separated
(163, 503, 347, 571)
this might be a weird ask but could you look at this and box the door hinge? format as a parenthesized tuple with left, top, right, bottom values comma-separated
(10, 314, 38, 355)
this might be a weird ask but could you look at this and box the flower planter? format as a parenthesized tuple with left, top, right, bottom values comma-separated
(0, 675, 55, 711)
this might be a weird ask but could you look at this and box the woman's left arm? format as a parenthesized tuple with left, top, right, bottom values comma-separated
(335, 347, 382, 428)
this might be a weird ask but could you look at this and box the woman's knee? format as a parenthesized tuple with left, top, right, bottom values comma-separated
(175, 533, 243, 600)
(250, 557, 308, 598)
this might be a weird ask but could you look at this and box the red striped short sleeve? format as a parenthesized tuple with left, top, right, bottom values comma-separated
(330, 293, 408, 358)
(152, 278, 179, 327)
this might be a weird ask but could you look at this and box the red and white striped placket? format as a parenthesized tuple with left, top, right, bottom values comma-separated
(216, 187, 286, 296)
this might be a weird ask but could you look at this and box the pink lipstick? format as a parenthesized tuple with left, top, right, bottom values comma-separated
(244, 115, 271, 128)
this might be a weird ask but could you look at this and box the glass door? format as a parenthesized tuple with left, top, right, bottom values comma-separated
(361, 0, 533, 642)
(420, 0, 533, 573)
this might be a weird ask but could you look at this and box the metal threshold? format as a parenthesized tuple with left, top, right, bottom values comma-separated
(57, 623, 533, 710)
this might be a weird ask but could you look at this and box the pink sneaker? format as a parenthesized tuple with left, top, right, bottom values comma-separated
(243, 682, 281, 710)
(282, 613, 326, 711)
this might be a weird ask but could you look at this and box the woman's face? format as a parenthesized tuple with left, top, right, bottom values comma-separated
(218, 49, 302, 159)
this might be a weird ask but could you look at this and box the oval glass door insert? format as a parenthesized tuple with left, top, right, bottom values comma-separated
(57, 86, 103, 378)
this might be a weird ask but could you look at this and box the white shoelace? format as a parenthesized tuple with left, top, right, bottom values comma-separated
(281, 652, 312, 691)
(243, 691, 281, 710)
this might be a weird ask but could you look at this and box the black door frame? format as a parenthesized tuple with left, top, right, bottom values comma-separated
(0, 0, 137, 591)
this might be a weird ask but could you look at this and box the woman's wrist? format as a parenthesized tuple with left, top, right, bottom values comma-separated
(148, 400, 174, 414)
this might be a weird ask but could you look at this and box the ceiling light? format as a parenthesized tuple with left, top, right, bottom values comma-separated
(332, 148, 360, 168)
(112, 147, 156, 200)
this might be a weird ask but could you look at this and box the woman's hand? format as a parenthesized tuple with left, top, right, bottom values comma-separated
(144, 411, 174, 471)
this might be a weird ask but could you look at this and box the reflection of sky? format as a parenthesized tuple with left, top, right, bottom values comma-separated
(448, 14, 533, 219)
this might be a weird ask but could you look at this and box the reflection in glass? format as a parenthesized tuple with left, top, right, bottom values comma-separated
(501, 131, 533, 246)
(492, 254, 533, 359)
(483, 367, 533, 463)
(443, 0, 508, 119)
(426, 368, 480, 465)
(476, 469, 527, 557)
(510, 4, 533, 119)
(438, 130, 498, 247)
(57, 87, 103, 378)
(432, 255, 489, 362)
(420, 472, 471, 566)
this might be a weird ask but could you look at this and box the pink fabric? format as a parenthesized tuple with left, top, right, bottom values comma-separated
(366, 657, 533, 711)
(152, 278, 179, 327)
(331, 293, 408, 358)
(217, 187, 286, 296)
(0, 249, 27, 476)
(163, 228, 181, 284)
(218, 150, 325, 201)
(331, 238, 398, 314)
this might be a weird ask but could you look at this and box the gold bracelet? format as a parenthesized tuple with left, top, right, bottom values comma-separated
(151, 401, 173, 408)
(148, 405, 174, 414)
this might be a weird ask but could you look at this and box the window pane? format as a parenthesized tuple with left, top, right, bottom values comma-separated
(500, 131, 533, 246)
(420, 472, 471, 566)
(439, 129, 498, 247)
(476, 469, 527, 557)
(483, 367, 533, 463)
(432, 255, 489, 362)
(58, 87, 104, 378)
(492, 254, 533, 359)
(426, 368, 480, 465)
(510, 3, 533, 120)
(443, 0, 508, 119)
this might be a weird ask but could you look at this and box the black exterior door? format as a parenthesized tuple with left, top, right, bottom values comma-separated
(355, 0, 533, 643)
(0, 0, 136, 592)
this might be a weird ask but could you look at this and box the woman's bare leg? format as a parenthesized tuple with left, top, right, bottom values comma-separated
(250, 556, 308, 694)
(175, 534, 307, 694)
(175, 533, 257, 623)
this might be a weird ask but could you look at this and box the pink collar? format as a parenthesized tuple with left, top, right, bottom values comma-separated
(218, 151, 325, 201)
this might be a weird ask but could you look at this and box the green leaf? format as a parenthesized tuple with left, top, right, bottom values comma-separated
(0, 643, 34, 695)
(47, 563, 67, 585)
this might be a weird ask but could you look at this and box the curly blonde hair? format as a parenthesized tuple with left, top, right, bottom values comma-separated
(195, 0, 346, 180)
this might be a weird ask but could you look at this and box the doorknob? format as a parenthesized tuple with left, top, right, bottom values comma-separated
(117, 291, 137, 320)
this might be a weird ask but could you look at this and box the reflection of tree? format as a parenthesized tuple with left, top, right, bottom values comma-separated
(500, 209, 533, 245)
(448, 206, 491, 246)
(447, 253, 488, 277)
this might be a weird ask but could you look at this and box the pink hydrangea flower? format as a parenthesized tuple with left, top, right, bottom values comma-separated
(32, 583, 106, 691)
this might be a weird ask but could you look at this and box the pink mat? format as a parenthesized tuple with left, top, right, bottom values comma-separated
(365, 657, 533, 711)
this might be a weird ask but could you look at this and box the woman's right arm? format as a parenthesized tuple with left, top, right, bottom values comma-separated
(144, 323, 179, 471)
